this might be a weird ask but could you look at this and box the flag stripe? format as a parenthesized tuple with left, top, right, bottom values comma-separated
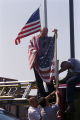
(29, 53, 36, 67)
(18, 25, 41, 36)
(22, 23, 41, 32)
(22, 20, 40, 30)
(29, 49, 37, 62)
(16, 29, 40, 40)
(41, 72, 55, 77)
(17, 27, 40, 38)
(39, 69, 55, 74)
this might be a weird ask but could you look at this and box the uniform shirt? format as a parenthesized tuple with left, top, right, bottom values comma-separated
(28, 106, 41, 120)
(68, 58, 80, 73)
(41, 104, 59, 120)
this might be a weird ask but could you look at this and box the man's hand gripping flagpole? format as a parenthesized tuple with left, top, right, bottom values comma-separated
(52, 29, 58, 90)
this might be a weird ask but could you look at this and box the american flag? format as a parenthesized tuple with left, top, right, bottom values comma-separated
(28, 36, 56, 83)
(15, 8, 41, 45)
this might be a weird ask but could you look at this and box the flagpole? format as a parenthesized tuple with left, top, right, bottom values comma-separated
(54, 30, 58, 90)
(43, 0, 48, 92)
(69, 0, 75, 58)
(43, 0, 47, 27)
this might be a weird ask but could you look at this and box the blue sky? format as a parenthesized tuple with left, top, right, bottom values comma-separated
(0, 0, 80, 81)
